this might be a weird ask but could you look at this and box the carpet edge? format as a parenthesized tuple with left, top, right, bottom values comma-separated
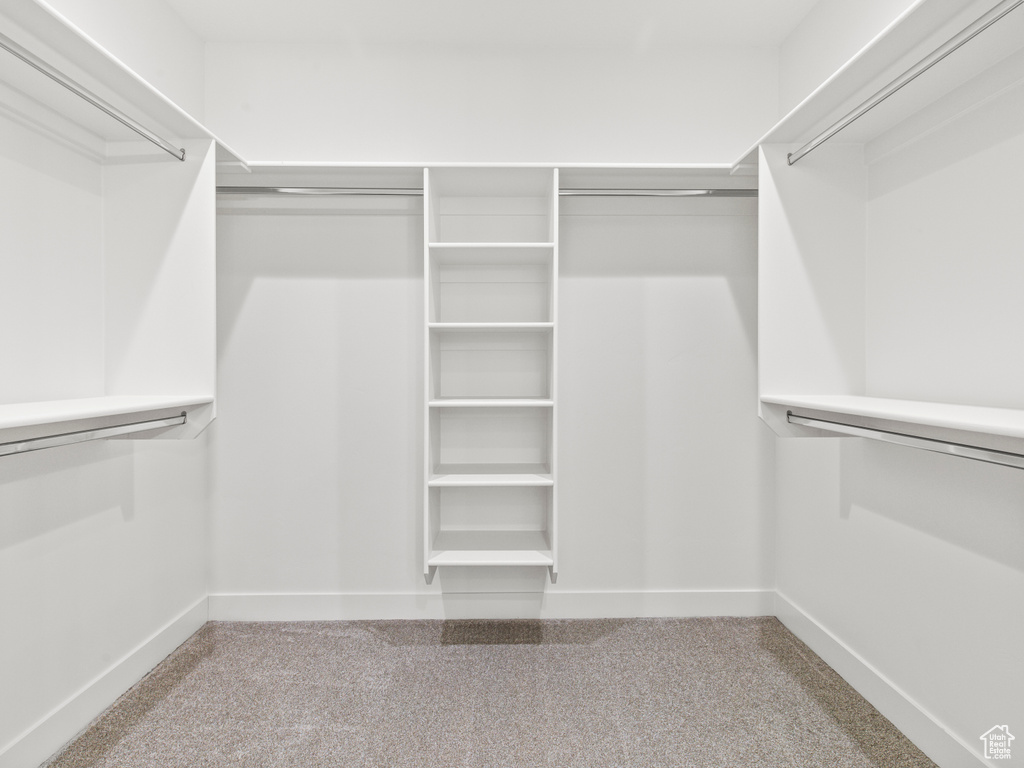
(774, 591, 987, 768)
(0, 596, 209, 768)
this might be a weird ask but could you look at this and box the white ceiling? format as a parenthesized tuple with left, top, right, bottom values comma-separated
(162, 0, 820, 49)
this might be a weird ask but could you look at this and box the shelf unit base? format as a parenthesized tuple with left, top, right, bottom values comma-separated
(427, 530, 554, 567)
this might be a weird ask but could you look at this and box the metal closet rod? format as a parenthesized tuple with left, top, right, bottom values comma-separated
(0, 412, 187, 458)
(788, 0, 1024, 165)
(787, 411, 1024, 470)
(216, 187, 757, 197)
(0, 31, 186, 161)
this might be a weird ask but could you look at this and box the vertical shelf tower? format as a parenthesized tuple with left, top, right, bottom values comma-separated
(424, 167, 559, 584)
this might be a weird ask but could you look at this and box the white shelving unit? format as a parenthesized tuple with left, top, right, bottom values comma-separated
(423, 167, 559, 582)
(753, 0, 1024, 465)
(0, 2, 234, 452)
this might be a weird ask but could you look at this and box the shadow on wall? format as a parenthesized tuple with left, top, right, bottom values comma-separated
(839, 439, 1024, 574)
(560, 196, 758, 359)
(211, 209, 425, 592)
(0, 441, 135, 553)
(215, 210, 423, 351)
(558, 196, 772, 592)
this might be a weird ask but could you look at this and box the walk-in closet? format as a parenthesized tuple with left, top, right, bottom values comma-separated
(1, 0, 1021, 766)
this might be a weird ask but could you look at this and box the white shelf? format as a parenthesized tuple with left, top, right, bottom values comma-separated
(429, 463, 553, 486)
(429, 322, 554, 330)
(429, 398, 554, 408)
(0, 1, 244, 164)
(220, 162, 755, 189)
(427, 530, 554, 567)
(0, 396, 213, 431)
(0, 396, 214, 447)
(734, 0, 1024, 168)
(428, 242, 555, 249)
(762, 395, 1024, 442)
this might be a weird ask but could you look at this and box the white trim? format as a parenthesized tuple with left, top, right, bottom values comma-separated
(774, 592, 988, 768)
(541, 589, 774, 618)
(208, 589, 775, 622)
(0, 597, 209, 768)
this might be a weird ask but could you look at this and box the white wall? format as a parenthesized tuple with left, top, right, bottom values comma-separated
(0, 110, 104, 404)
(776, 439, 1024, 765)
(772, 64, 1024, 766)
(203, 42, 779, 163)
(211, 195, 774, 618)
(0, 439, 209, 767)
(41, 0, 206, 120)
(0, 78, 211, 768)
(865, 69, 1024, 409)
(757, 143, 866, 411)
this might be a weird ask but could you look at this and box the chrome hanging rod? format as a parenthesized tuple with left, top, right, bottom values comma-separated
(788, 0, 1024, 165)
(217, 186, 757, 197)
(219, 187, 421, 196)
(0, 412, 187, 458)
(561, 188, 756, 197)
(0, 31, 186, 161)
(787, 411, 1024, 470)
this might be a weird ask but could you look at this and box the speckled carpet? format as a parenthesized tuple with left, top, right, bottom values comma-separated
(42, 618, 936, 768)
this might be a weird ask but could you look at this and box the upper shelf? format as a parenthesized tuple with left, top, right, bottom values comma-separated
(0, 0, 245, 164)
(735, 0, 1024, 168)
(216, 163, 759, 217)
(217, 161, 758, 188)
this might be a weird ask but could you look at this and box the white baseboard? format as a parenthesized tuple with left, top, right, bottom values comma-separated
(208, 588, 775, 621)
(774, 592, 987, 768)
(540, 588, 775, 618)
(0, 597, 209, 768)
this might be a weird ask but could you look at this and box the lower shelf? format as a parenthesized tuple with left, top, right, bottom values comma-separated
(0, 395, 215, 450)
(761, 394, 1024, 467)
(0, 395, 214, 430)
(761, 394, 1024, 440)
(427, 530, 554, 567)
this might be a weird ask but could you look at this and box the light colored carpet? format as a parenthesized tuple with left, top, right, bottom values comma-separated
(42, 618, 937, 768)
